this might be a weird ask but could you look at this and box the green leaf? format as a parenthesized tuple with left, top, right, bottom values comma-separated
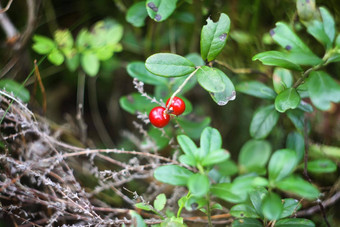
(130, 211, 147, 227)
(200, 127, 222, 158)
(307, 71, 340, 111)
(250, 105, 280, 139)
(230, 204, 259, 218)
(268, 149, 297, 182)
(146, 0, 178, 22)
(283, 52, 322, 66)
(232, 218, 263, 227)
(253, 51, 302, 71)
(147, 127, 170, 150)
(48, 49, 64, 66)
(54, 29, 74, 50)
(276, 175, 320, 200)
(209, 68, 236, 105)
(81, 52, 100, 76)
(187, 174, 210, 197)
(126, 1, 148, 27)
(135, 203, 153, 211)
(280, 198, 301, 219)
(127, 61, 167, 85)
(273, 68, 293, 94)
(249, 187, 268, 217)
(196, 66, 225, 93)
(286, 109, 305, 132)
(297, 100, 313, 113)
(200, 13, 231, 61)
(0, 79, 30, 103)
(215, 159, 239, 177)
(179, 154, 196, 167)
(296, 0, 316, 21)
(239, 140, 272, 174)
(185, 53, 205, 66)
(65, 54, 80, 72)
(154, 165, 193, 186)
(229, 175, 266, 203)
(176, 117, 211, 140)
(119, 93, 155, 115)
(275, 88, 301, 113)
(185, 196, 208, 211)
(154, 193, 166, 211)
(261, 192, 283, 221)
(270, 22, 314, 54)
(32, 35, 55, 54)
(236, 81, 276, 99)
(307, 159, 337, 173)
(275, 218, 315, 227)
(320, 7, 335, 43)
(201, 149, 230, 166)
(286, 132, 305, 163)
(336, 34, 340, 47)
(177, 135, 197, 157)
(91, 19, 123, 46)
(145, 53, 196, 77)
(210, 183, 244, 203)
(306, 19, 331, 49)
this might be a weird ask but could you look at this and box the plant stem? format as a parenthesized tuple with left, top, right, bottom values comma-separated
(206, 195, 213, 227)
(166, 67, 200, 112)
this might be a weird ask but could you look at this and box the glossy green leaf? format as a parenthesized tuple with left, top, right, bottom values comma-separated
(200, 127, 222, 158)
(275, 88, 301, 113)
(210, 183, 244, 203)
(130, 211, 146, 227)
(201, 149, 230, 166)
(250, 105, 280, 139)
(127, 61, 167, 85)
(179, 154, 196, 167)
(286, 109, 305, 132)
(230, 204, 259, 218)
(146, 0, 178, 22)
(268, 149, 297, 182)
(185, 53, 205, 66)
(232, 218, 263, 227)
(273, 68, 293, 94)
(154, 193, 166, 211)
(145, 53, 195, 77)
(81, 52, 100, 76)
(209, 69, 236, 105)
(229, 175, 265, 203)
(135, 203, 153, 211)
(280, 198, 301, 219)
(32, 35, 56, 54)
(286, 132, 305, 163)
(236, 81, 276, 99)
(307, 159, 337, 173)
(270, 22, 314, 54)
(200, 13, 231, 61)
(320, 7, 335, 43)
(307, 71, 340, 110)
(239, 139, 271, 173)
(249, 187, 268, 217)
(126, 1, 148, 27)
(276, 175, 320, 199)
(306, 19, 331, 49)
(48, 49, 64, 66)
(154, 165, 193, 186)
(119, 93, 155, 114)
(177, 135, 197, 157)
(275, 218, 315, 227)
(253, 51, 302, 71)
(187, 174, 210, 197)
(0, 79, 30, 103)
(261, 192, 283, 221)
(176, 117, 211, 140)
(297, 100, 313, 113)
(283, 52, 322, 66)
(196, 66, 225, 93)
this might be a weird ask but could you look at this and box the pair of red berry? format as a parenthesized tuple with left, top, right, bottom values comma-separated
(149, 97, 186, 128)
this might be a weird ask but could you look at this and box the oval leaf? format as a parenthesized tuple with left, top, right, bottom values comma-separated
(273, 68, 293, 94)
(32, 35, 56, 54)
(154, 165, 193, 186)
(210, 183, 244, 203)
(253, 51, 302, 71)
(0, 79, 30, 103)
(275, 88, 301, 113)
(146, 0, 178, 22)
(127, 61, 167, 85)
(48, 49, 64, 66)
(145, 53, 196, 77)
(209, 69, 236, 105)
(307, 159, 337, 173)
(187, 174, 210, 197)
(261, 192, 283, 221)
(230, 204, 260, 218)
(201, 149, 230, 167)
(126, 1, 148, 27)
(200, 127, 222, 158)
(280, 198, 301, 219)
(268, 149, 297, 182)
(275, 218, 315, 227)
(236, 81, 276, 99)
(81, 52, 100, 76)
(250, 105, 280, 139)
(154, 193, 166, 211)
(196, 66, 225, 93)
(200, 13, 231, 61)
(286, 131, 305, 163)
(177, 135, 197, 157)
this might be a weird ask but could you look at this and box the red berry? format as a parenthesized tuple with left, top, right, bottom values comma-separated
(166, 97, 186, 116)
(149, 106, 170, 128)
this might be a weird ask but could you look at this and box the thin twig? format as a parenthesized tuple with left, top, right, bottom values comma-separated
(0, 0, 14, 13)
(34, 60, 47, 114)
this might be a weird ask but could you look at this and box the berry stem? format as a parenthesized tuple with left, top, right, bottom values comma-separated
(166, 66, 201, 111)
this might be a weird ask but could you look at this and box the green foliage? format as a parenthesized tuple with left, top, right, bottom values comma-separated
(146, 0, 178, 22)
(0, 79, 30, 103)
(249, 105, 280, 139)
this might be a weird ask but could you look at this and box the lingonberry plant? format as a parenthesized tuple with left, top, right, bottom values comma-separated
(1, 0, 340, 226)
